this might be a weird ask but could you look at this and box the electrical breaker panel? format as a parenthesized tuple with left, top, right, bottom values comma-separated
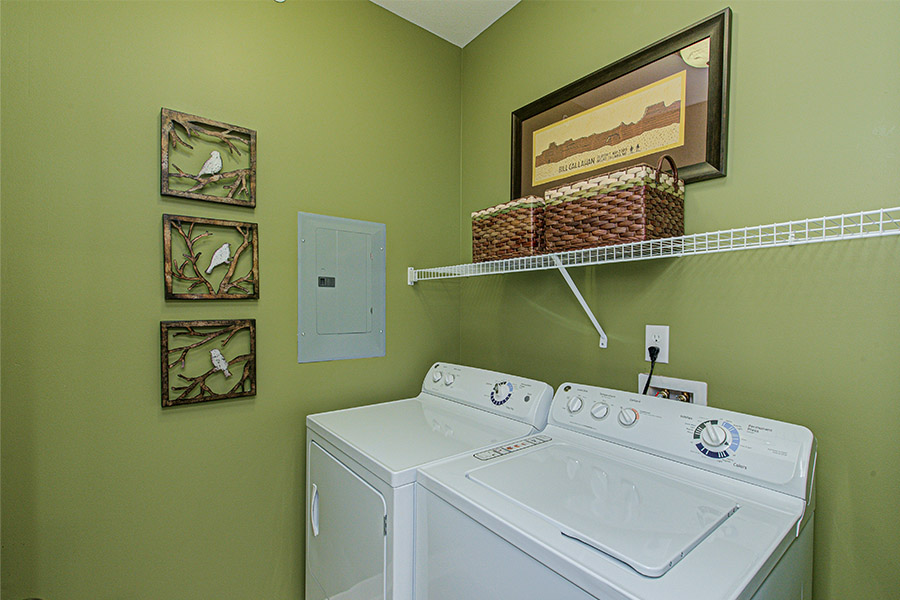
(298, 213, 385, 363)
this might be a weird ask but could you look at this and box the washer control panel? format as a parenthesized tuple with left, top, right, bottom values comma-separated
(550, 382, 816, 500)
(423, 363, 554, 429)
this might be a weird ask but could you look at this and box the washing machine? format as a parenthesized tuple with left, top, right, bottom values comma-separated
(305, 362, 554, 600)
(415, 381, 817, 600)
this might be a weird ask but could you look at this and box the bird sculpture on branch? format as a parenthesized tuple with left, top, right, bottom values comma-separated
(210, 349, 232, 378)
(198, 150, 222, 176)
(206, 242, 232, 274)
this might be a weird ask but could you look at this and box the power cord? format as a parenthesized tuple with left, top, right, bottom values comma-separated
(641, 345, 660, 395)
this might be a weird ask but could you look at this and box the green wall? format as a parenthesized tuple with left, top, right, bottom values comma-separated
(3, 1, 900, 599)
(0, 1, 461, 598)
(458, 1, 900, 599)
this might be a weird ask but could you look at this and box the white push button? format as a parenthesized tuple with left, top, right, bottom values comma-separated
(474, 450, 500, 461)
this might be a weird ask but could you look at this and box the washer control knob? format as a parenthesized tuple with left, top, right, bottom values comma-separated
(701, 423, 728, 448)
(444, 373, 455, 386)
(566, 396, 584, 414)
(491, 381, 513, 405)
(590, 403, 610, 420)
(617, 408, 639, 427)
(432, 370, 443, 383)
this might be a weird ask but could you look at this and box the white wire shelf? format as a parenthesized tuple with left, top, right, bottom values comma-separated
(409, 206, 900, 285)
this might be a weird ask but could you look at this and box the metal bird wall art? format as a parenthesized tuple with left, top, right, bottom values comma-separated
(198, 150, 223, 176)
(161, 108, 257, 206)
(161, 319, 256, 407)
(206, 242, 232, 274)
(209, 348, 232, 378)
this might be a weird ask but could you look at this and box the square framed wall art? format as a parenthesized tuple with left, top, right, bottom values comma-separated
(163, 214, 259, 300)
(160, 108, 257, 207)
(160, 319, 256, 407)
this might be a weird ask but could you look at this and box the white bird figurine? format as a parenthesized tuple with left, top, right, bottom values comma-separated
(198, 150, 222, 176)
(205, 242, 232, 274)
(210, 349, 232, 378)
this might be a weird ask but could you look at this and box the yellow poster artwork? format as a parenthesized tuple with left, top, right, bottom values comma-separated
(532, 71, 687, 186)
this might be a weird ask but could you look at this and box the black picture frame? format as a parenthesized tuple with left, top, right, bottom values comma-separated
(511, 8, 731, 199)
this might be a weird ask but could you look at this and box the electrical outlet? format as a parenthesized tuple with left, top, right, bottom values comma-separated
(645, 325, 669, 364)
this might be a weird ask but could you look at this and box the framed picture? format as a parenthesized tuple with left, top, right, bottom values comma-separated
(160, 319, 256, 407)
(161, 108, 257, 207)
(162, 214, 259, 300)
(511, 8, 731, 199)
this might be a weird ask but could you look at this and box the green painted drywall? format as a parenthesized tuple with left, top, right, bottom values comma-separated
(459, 1, 900, 598)
(4, 1, 899, 598)
(0, 1, 461, 598)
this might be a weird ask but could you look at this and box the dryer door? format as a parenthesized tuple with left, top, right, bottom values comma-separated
(308, 441, 387, 599)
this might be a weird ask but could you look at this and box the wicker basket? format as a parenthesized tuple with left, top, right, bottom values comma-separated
(543, 155, 684, 252)
(472, 196, 545, 262)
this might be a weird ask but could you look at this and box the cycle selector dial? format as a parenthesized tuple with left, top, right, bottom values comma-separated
(701, 423, 728, 448)
(693, 420, 741, 459)
(590, 403, 610, 420)
(432, 370, 443, 383)
(491, 381, 514, 405)
(566, 395, 584, 414)
(444, 373, 455, 386)
(617, 408, 639, 427)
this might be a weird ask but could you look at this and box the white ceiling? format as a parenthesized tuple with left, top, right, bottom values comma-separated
(370, 0, 520, 47)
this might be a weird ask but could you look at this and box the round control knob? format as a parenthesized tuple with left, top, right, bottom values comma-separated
(444, 373, 455, 386)
(701, 423, 728, 448)
(590, 403, 610, 420)
(566, 396, 584, 414)
(617, 408, 638, 427)
(432, 371, 443, 383)
(491, 381, 513, 405)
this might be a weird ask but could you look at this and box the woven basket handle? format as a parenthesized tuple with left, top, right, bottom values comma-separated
(655, 154, 678, 184)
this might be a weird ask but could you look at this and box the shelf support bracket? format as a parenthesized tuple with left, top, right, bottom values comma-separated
(552, 255, 608, 348)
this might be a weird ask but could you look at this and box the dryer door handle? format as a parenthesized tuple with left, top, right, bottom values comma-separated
(310, 483, 320, 537)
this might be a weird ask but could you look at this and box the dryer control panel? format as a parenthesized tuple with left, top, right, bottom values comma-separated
(551, 383, 816, 501)
(423, 363, 554, 430)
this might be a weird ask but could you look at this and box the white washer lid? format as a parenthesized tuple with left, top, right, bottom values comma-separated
(308, 395, 535, 487)
(467, 442, 740, 577)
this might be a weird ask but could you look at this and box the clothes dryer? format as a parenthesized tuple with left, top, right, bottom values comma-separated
(305, 362, 553, 600)
(416, 382, 816, 600)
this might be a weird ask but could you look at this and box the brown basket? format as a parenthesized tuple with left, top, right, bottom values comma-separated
(543, 155, 684, 252)
(472, 196, 544, 262)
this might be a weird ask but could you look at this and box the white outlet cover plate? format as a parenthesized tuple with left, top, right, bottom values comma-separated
(645, 324, 669, 363)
